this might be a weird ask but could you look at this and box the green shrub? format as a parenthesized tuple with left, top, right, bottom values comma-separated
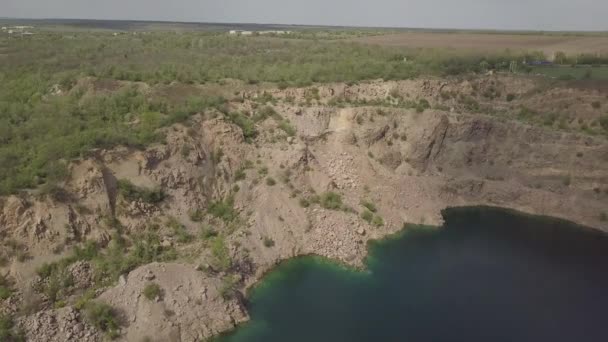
(210, 237, 231, 271)
(218, 275, 239, 300)
(208, 196, 238, 222)
(266, 177, 277, 186)
(200, 226, 218, 240)
(361, 210, 374, 223)
(142, 283, 162, 301)
(0, 275, 12, 300)
(84, 301, 120, 339)
(360, 200, 377, 213)
(226, 112, 257, 141)
(299, 198, 310, 208)
(263, 237, 275, 248)
(277, 120, 296, 137)
(372, 215, 385, 227)
(0, 315, 24, 342)
(117, 180, 165, 204)
(189, 209, 204, 222)
(320, 192, 343, 210)
(234, 168, 247, 181)
(506, 93, 516, 102)
(167, 218, 193, 244)
(599, 116, 608, 131)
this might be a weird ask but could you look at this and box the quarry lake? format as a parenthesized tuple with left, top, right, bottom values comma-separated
(215, 207, 608, 342)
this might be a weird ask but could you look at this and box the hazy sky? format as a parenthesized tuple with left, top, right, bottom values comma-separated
(2, 0, 608, 31)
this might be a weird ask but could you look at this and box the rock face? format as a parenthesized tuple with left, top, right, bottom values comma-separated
(98, 263, 248, 342)
(1, 76, 607, 341)
(17, 307, 101, 342)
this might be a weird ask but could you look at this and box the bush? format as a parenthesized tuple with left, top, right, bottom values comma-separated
(226, 112, 257, 141)
(208, 196, 238, 222)
(263, 237, 275, 248)
(600, 116, 608, 131)
(117, 180, 165, 204)
(142, 283, 162, 300)
(84, 301, 120, 339)
(0, 275, 12, 300)
(189, 209, 204, 222)
(361, 210, 374, 223)
(266, 177, 277, 186)
(506, 93, 516, 102)
(299, 198, 310, 208)
(219, 275, 239, 300)
(277, 120, 297, 137)
(200, 226, 218, 240)
(210, 237, 231, 271)
(167, 218, 193, 244)
(360, 200, 377, 213)
(320, 192, 343, 210)
(372, 215, 385, 227)
(234, 168, 247, 181)
(591, 101, 601, 109)
(600, 212, 607, 222)
(0, 315, 24, 342)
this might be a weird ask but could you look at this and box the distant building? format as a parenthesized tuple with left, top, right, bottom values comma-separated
(229, 30, 291, 36)
(229, 30, 251, 35)
(1, 27, 7, 31)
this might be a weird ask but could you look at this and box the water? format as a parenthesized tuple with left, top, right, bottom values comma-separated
(215, 207, 608, 342)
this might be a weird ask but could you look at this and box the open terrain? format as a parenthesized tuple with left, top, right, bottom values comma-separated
(0, 24, 607, 341)
(354, 32, 608, 57)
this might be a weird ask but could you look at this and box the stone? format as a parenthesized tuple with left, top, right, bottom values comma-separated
(356, 228, 366, 236)
(144, 271, 156, 281)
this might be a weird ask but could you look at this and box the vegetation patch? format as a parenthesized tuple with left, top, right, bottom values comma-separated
(319, 192, 344, 210)
(142, 283, 163, 301)
(0, 314, 24, 342)
(117, 180, 166, 204)
(208, 196, 238, 222)
(210, 237, 231, 272)
(84, 301, 120, 339)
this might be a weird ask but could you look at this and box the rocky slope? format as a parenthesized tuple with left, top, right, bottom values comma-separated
(1, 74, 607, 341)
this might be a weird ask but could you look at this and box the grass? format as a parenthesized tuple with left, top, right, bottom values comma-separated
(529, 66, 608, 80)
(142, 283, 163, 301)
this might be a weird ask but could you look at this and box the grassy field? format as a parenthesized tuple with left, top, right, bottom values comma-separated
(354, 32, 608, 56)
(529, 66, 608, 80)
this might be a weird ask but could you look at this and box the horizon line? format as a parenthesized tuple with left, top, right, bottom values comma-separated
(1, 16, 607, 33)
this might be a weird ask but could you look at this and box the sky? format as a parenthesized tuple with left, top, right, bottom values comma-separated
(2, 0, 608, 31)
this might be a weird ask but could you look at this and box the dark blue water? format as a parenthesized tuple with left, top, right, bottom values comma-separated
(215, 207, 608, 342)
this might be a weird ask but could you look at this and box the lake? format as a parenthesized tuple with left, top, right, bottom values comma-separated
(215, 207, 608, 342)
